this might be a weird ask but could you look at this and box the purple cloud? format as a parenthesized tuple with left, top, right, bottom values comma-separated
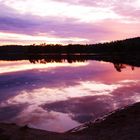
(0, 0, 139, 44)
(54, 0, 140, 20)
(0, 5, 111, 43)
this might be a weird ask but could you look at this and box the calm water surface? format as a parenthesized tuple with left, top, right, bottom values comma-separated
(0, 60, 140, 132)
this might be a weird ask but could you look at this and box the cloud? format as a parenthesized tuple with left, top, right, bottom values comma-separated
(2, 0, 121, 22)
(0, 0, 140, 44)
(42, 95, 113, 123)
(110, 0, 140, 21)
(1, 60, 140, 131)
(0, 2, 112, 43)
(54, 0, 140, 21)
(0, 14, 111, 43)
(41, 80, 140, 123)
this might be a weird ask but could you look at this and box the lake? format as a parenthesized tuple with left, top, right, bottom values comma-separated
(0, 58, 140, 132)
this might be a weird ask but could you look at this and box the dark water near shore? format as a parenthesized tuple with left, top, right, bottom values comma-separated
(0, 57, 140, 132)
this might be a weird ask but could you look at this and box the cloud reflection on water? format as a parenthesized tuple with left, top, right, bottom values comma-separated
(0, 60, 140, 132)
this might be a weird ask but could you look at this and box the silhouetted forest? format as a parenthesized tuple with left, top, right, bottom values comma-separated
(0, 37, 140, 71)
(0, 53, 138, 72)
(0, 37, 140, 54)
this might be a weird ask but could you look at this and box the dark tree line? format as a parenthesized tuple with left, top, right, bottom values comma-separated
(0, 37, 140, 54)
(0, 37, 140, 69)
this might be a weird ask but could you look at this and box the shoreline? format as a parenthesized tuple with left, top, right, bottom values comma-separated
(1, 102, 140, 140)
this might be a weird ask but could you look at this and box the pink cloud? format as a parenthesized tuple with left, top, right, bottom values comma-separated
(0, 0, 139, 44)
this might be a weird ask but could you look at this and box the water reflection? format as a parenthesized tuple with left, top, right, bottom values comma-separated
(113, 63, 135, 72)
(29, 58, 136, 73)
(0, 58, 140, 132)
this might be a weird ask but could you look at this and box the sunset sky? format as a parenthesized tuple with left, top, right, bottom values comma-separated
(0, 0, 140, 45)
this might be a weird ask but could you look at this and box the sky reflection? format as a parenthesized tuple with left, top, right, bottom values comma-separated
(0, 60, 140, 132)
